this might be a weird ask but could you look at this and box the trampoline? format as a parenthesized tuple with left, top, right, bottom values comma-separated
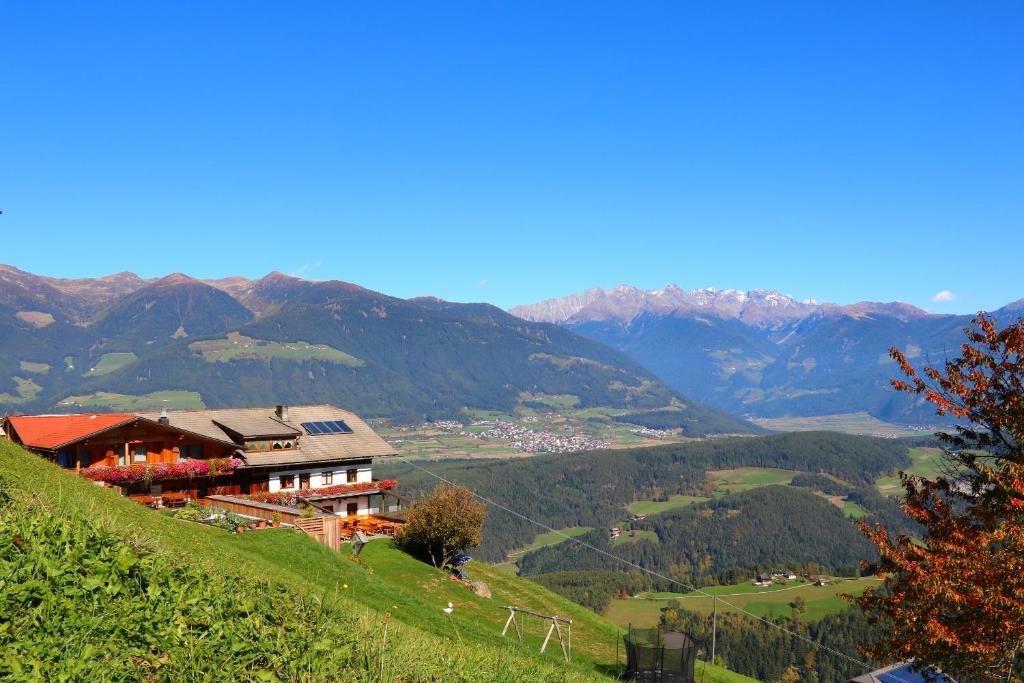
(623, 625, 698, 683)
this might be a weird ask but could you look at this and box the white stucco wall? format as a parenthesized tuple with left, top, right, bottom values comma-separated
(323, 495, 370, 516)
(266, 464, 372, 493)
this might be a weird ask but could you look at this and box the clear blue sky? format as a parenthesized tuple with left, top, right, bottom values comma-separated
(2, 3, 1021, 312)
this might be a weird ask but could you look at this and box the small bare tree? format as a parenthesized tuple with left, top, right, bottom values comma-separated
(397, 484, 487, 568)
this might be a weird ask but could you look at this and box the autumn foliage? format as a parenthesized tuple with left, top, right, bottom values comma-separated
(396, 484, 487, 568)
(852, 314, 1024, 680)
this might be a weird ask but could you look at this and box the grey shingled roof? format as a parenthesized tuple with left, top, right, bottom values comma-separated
(138, 404, 396, 467)
(212, 414, 301, 439)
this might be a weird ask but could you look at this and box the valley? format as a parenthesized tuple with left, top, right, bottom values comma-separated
(749, 411, 933, 437)
(381, 403, 693, 460)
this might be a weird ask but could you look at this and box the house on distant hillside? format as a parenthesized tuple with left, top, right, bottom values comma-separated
(2, 404, 399, 517)
(753, 573, 773, 587)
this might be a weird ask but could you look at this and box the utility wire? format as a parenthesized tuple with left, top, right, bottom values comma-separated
(393, 453, 920, 683)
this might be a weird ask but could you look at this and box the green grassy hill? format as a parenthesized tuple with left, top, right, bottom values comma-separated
(0, 441, 752, 682)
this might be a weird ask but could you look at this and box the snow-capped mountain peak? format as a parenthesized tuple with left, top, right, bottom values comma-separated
(508, 284, 929, 327)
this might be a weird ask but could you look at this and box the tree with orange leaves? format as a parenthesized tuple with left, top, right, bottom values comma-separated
(850, 313, 1024, 681)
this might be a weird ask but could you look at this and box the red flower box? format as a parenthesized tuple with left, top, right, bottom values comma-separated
(80, 457, 244, 485)
(242, 479, 397, 507)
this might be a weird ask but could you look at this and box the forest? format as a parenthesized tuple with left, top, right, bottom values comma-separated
(379, 431, 912, 561)
(661, 605, 883, 683)
(518, 486, 879, 588)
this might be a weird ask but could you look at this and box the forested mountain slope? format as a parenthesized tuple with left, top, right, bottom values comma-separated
(379, 431, 912, 562)
(0, 265, 751, 432)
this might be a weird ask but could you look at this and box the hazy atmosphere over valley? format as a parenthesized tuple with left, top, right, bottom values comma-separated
(2, 3, 1022, 683)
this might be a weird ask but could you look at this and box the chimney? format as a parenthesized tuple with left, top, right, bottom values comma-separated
(275, 405, 289, 422)
(158, 408, 170, 426)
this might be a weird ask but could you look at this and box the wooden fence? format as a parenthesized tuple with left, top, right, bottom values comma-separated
(293, 516, 342, 552)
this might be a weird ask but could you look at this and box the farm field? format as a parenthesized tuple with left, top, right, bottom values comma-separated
(18, 361, 50, 374)
(0, 376, 41, 403)
(60, 390, 206, 411)
(85, 351, 139, 376)
(604, 576, 882, 627)
(628, 494, 711, 516)
(749, 411, 932, 438)
(189, 332, 364, 366)
(708, 467, 795, 494)
(612, 529, 658, 546)
(875, 447, 947, 495)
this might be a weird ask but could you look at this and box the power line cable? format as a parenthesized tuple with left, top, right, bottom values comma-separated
(393, 453, 921, 683)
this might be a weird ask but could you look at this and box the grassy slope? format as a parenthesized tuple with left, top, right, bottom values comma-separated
(875, 447, 946, 495)
(0, 441, 752, 682)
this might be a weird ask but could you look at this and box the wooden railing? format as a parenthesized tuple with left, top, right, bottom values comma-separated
(204, 495, 303, 524)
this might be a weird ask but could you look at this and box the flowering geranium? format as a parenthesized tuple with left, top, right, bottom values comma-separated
(243, 479, 397, 507)
(80, 458, 244, 485)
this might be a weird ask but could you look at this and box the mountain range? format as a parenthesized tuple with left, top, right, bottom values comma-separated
(511, 285, 1024, 423)
(0, 265, 750, 434)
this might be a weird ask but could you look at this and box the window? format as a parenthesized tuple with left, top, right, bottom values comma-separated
(347, 469, 358, 483)
(283, 440, 294, 449)
(322, 471, 333, 485)
(272, 441, 283, 450)
(118, 450, 127, 466)
(181, 444, 203, 459)
(57, 452, 74, 468)
(279, 474, 294, 489)
(299, 473, 310, 489)
(133, 446, 148, 463)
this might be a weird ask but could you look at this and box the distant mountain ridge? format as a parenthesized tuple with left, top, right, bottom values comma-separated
(0, 265, 752, 434)
(511, 284, 1024, 423)
(510, 284, 933, 328)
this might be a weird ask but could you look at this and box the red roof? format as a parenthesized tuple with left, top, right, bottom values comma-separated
(6, 414, 136, 450)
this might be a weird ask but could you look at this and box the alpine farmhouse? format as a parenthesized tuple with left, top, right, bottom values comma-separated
(1, 404, 399, 518)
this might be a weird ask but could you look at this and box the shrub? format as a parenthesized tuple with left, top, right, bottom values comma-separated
(396, 484, 486, 568)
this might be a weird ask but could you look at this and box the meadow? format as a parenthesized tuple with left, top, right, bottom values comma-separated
(84, 351, 139, 375)
(60, 389, 206, 411)
(604, 576, 882, 627)
(875, 447, 947, 495)
(190, 332, 364, 366)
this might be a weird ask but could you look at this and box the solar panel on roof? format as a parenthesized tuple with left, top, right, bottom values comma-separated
(301, 420, 354, 435)
(330, 420, 353, 433)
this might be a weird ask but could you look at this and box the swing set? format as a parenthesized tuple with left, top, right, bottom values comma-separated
(499, 605, 573, 662)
